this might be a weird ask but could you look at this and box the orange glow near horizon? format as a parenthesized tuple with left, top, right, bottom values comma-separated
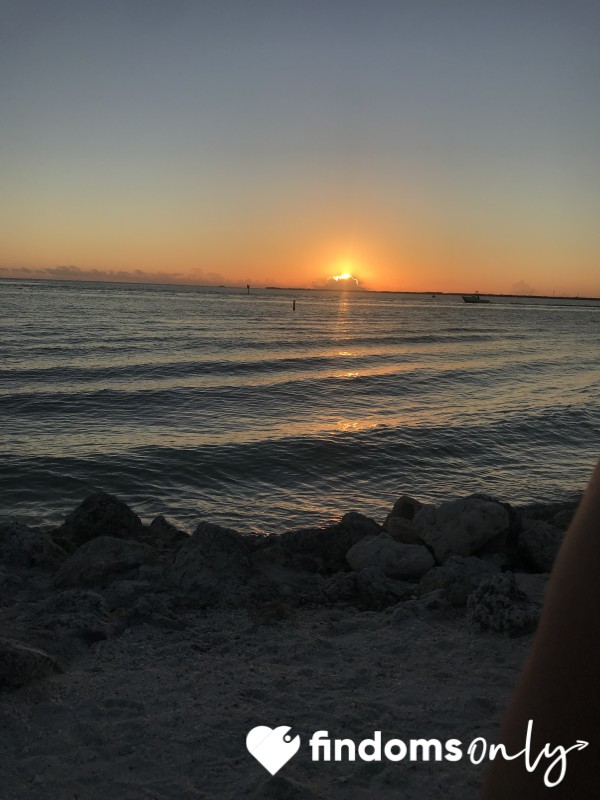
(1, 235, 599, 297)
(0, 173, 597, 296)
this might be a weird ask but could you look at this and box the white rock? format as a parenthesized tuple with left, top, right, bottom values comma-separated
(166, 522, 253, 603)
(54, 536, 155, 588)
(414, 496, 509, 563)
(346, 534, 434, 579)
(418, 556, 499, 607)
(383, 495, 424, 544)
(0, 519, 66, 568)
(385, 516, 422, 544)
(467, 573, 540, 635)
(520, 520, 563, 573)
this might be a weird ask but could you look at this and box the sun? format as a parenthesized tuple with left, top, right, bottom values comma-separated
(332, 272, 353, 281)
(323, 270, 360, 290)
(331, 258, 359, 283)
(315, 253, 367, 290)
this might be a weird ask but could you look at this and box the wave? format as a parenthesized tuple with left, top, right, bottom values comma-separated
(2, 402, 597, 529)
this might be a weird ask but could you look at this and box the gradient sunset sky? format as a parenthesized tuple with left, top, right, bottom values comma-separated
(1, 0, 599, 294)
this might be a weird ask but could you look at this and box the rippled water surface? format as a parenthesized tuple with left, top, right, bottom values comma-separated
(1, 279, 598, 531)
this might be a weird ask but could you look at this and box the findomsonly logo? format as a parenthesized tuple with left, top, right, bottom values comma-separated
(246, 721, 588, 789)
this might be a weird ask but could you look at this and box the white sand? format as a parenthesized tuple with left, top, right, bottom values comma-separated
(0, 605, 532, 799)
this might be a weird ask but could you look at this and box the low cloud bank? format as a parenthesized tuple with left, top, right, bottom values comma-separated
(0, 265, 233, 286)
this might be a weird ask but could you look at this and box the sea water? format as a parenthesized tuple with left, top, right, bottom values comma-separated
(1, 279, 598, 532)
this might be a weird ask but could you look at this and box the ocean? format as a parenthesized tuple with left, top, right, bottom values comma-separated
(1, 279, 598, 532)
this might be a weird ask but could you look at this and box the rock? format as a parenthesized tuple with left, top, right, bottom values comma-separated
(385, 517, 422, 545)
(383, 495, 424, 544)
(0, 637, 60, 690)
(519, 520, 563, 573)
(346, 534, 434, 579)
(0, 589, 112, 667)
(55, 536, 156, 588)
(250, 550, 327, 603)
(53, 492, 144, 550)
(278, 512, 381, 573)
(166, 522, 254, 605)
(143, 515, 188, 548)
(414, 495, 512, 563)
(550, 507, 576, 530)
(518, 499, 581, 527)
(514, 572, 549, 606)
(354, 567, 416, 610)
(116, 590, 182, 631)
(0, 519, 66, 569)
(312, 572, 359, 605)
(0, 569, 26, 608)
(479, 552, 511, 571)
(418, 556, 500, 607)
(6, 590, 111, 643)
(249, 539, 295, 571)
(298, 567, 415, 610)
(311, 569, 410, 608)
(390, 589, 455, 624)
(102, 580, 158, 610)
(387, 494, 423, 521)
(384, 496, 424, 544)
(133, 592, 175, 618)
(467, 573, 540, 636)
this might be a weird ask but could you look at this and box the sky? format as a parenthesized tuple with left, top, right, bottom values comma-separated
(1, 0, 599, 294)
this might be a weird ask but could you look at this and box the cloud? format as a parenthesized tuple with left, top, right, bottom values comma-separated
(0, 264, 233, 286)
(313, 275, 362, 290)
(511, 280, 535, 296)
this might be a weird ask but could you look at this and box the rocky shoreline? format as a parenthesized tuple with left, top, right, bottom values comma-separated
(0, 490, 580, 799)
(1, 490, 576, 691)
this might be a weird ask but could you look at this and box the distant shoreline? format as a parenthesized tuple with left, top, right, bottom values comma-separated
(2, 276, 599, 302)
(266, 286, 600, 302)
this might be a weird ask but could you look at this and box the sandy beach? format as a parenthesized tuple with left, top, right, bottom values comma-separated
(2, 604, 534, 800)
(0, 490, 572, 799)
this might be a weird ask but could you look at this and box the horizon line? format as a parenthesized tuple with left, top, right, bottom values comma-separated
(1, 276, 599, 303)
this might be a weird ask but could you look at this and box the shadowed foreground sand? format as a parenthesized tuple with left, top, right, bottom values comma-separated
(1, 604, 534, 799)
(0, 490, 574, 799)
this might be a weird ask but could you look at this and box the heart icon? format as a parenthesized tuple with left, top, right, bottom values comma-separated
(246, 725, 301, 775)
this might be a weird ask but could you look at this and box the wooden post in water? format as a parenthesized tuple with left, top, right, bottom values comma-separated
(246, 284, 250, 295)
(293, 300, 296, 311)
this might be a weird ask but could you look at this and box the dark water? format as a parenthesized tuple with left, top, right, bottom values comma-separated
(1, 279, 598, 532)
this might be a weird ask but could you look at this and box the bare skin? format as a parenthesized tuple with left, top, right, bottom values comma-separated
(480, 458, 600, 798)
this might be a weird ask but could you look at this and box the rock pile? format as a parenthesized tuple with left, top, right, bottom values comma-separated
(0, 489, 577, 691)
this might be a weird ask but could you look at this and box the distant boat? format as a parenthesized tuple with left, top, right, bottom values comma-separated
(462, 293, 490, 304)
